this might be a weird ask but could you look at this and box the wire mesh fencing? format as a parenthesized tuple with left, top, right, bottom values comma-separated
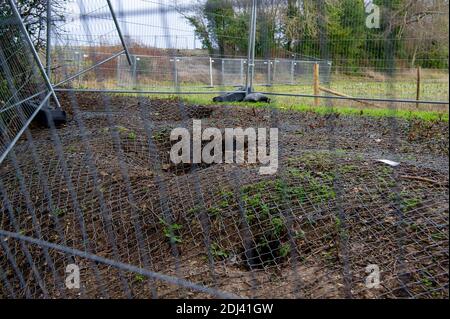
(0, 0, 60, 163)
(114, 55, 332, 90)
(0, 92, 448, 298)
(0, 0, 449, 300)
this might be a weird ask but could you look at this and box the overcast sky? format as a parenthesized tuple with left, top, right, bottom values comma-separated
(57, 0, 199, 49)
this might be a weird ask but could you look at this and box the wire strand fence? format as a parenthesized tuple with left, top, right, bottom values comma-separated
(0, 0, 449, 299)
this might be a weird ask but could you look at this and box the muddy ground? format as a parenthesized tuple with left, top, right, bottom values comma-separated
(0, 92, 448, 299)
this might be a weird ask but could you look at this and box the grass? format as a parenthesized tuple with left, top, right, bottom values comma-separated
(402, 197, 422, 211)
(81, 76, 449, 121)
(178, 93, 448, 122)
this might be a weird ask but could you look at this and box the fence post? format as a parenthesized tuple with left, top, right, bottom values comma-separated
(77, 52, 82, 87)
(221, 59, 225, 85)
(132, 55, 137, 89)
(106, 0, 132, 66)
(290, 60, 295, 85)
(209, 57, 214, 87)
(267, 60, 271, 86)
(174, 57, 179, 87)
(273, 60, 277, 85)
(416, 66, 421, 108)
(245, 0, 257, 93)
(116, 54, 121, 86)
(240, 59, 244, 87)
(313, 63, 320, 107)
(46, 0, 52, 108)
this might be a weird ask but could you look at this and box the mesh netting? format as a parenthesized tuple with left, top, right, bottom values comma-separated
(1, 93, 448, 299)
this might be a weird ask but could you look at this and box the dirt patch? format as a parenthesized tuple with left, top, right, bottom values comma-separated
(0, 93, 448, 299)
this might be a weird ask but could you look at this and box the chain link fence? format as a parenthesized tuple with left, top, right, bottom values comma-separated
(0, 0, 59, 163)
(114, 54, 332, 89)
(0, 0, 449, 300)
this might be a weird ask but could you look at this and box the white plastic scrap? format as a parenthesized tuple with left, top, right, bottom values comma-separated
(375, 159, 400, 167)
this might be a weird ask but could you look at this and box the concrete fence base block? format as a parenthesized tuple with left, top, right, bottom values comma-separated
(243, 93, 271, 103)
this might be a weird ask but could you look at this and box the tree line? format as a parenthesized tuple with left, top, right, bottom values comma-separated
(181, 0, 449, 70)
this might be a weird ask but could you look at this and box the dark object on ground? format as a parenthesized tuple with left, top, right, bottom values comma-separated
(213, 91, 246, 103)
(32, 105, 67, 128)
(243, 93, 271, 103)
(213, 90, 271, 103)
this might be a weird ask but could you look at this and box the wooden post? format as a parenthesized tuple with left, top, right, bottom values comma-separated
(313, 63, 320, 107)
(416, 66, 421, 108)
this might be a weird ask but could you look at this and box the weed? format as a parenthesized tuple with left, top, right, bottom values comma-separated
(66, 145, 78, 153)
(218, 189, 234, 209)
(128, 131, 137, 140)
(244, 210, 256, 223)
(340, 164, 357, 174)
(211, 243, 229, 260)
(288, 187, 307, 203)
(116, 126, 129, 134)
(159, 218, 183, 244)
(309, 179, 336, 203)
(280, 243, 290, 258)
(335, 216, 342, 230)
(421, 277, 434, 288)
(288, 168, 302, 178)
(207, 207, 221, 217)
(402, 197, 421, 211)
(271, 217, 285, 237)
(431, 232, 445, 241)
(51, 208, 66, 218)
(152, 128, 171, 140)
(187, 206, 201, 216)
(295, 229, 306, 239)
(135, 274, 146, 283)
(244, 193, 270, 216)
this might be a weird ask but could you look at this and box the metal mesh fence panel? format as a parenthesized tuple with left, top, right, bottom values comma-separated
(0, 0, 448, 300)
(115, 55, 333, 90)
(0, 0, 57, 163)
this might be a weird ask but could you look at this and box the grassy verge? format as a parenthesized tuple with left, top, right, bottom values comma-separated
(78, 80, 448, 122)
(176, 93, 449, 122)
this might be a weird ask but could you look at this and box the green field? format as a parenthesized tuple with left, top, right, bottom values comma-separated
(78, 75, 449, 122)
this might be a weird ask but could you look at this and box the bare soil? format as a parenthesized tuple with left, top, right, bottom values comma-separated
(0, 92, 448, 299)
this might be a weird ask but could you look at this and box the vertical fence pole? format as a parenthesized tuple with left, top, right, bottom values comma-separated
(174, 58, 179, 87)
(273, 60, 277, 86)
(209, 57, 214, 87)
(245, 0, 257, 94)
(313, 63, 320, 107)
(116, 54, 121, 86)
(46, 0, 52, 79)
(221, 59, 225, 85)
(45, 0, 52, 108)
(7, 0, 61, 109)
(250, 0, 257, 91)
(106, 0, 132, 66)
(416, 66, 421, 108)
(132, 55, 138, 89)
(267, 60, 271, 86)
(240, 59, 244, 86)
(77, 53, 82, 87)
(291, 60, 295, 85)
